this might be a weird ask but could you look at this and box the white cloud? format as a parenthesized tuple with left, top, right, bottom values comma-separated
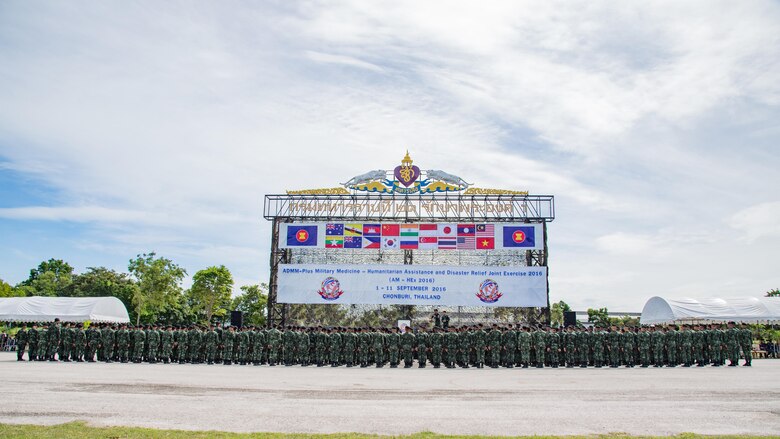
(0, 1, 779, 306)
(728, 201, 780, 241)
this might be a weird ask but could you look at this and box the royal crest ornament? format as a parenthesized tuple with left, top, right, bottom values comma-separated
(393, 151, 420, 187)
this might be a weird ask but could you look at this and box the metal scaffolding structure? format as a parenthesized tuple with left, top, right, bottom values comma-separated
(263, 193, 555, 327)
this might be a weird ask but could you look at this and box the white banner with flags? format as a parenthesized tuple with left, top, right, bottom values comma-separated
(277, 263, 547, 307)
(279, 222, 543, 251)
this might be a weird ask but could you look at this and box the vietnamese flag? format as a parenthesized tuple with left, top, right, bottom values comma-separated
(478, 237, 495, 250)
(382, 224, 400, 236)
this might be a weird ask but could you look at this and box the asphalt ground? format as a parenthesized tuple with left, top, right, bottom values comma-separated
(1, 352, 779, 436)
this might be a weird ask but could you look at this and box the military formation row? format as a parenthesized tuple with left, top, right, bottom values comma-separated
(13, 320, 754, 368)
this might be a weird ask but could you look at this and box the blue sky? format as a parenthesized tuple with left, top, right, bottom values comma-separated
(1, 1, 779, 310)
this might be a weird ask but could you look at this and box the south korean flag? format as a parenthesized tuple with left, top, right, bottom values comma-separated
(382, 237, 400, 249)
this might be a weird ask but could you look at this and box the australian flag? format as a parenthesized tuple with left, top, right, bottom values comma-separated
(326, 223, 344, 236)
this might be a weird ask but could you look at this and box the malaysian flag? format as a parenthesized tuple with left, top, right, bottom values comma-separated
(476, 223, 495, 238)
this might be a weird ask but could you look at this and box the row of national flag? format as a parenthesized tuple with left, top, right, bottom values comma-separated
(281, 222, 540, 250)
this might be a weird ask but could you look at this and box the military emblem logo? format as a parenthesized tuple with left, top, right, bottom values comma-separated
(317, 277, 344, 301)
(476, 279, 502, 303)
(512, 230, 526, 243)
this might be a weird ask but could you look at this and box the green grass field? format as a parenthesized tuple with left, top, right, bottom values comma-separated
(0, 422, 778, 439)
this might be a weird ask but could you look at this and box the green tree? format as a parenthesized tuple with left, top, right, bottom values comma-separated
(287, 304, 349, 326)
(19, 258, 74, 296)
(587, 307, 611, 327)
(231, 284, 268, 326)
(0, 278, 25, 297)
(767, 288, 780, 297)
(67, 267, 140, 323)
(550, 300, 572, 327)
(188, 265, 234, 324)
(128, 252, 187, 325)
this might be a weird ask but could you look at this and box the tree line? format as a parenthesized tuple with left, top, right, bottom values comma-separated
(0, 254, 268, 327)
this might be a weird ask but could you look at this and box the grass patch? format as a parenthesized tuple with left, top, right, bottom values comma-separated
(0, 422, 777, 439)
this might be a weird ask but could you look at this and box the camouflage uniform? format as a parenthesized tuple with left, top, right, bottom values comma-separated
(282, 328, 296, 366)
(517, 329, 531, 367)
(267, 327, 282, 365)
(740, 326, 753, 366)
(473, 327, 486, 367)
(160, 327, 173, 363)
(147, 327, 160, 363)
(204, 327, 218, 364)
(416, 330, 428, 368)
(252, 330, 270, 366)
(46, 322, 61, 360)
(357, 330, 370, 367)
(458, 328, 471, 368)
(222, 328, 235, 365)
(400, 329, 415, 367)
(622, 329, 636, 367)
(484, 327, 500, 368)
(15, 327, 27, 361)
(132, 327, 145, 363)
(429, 329, 443, 368)
(444, 328, 458, 368)
(101, 326, 115, 362)
(503, 327, 517, 368)
(386, 330, 400, 367)
(330, 330, 343, 366)
(532, 329, 546, 367)
(27, 326, 40, 361)
(72, 326, 85, 362)
(592, 329, 605, 368)
(564, 328, 576, 367)
(342, 330, 355, 367)
(372, 330, 385, 367)
(547, 329, 561, 367)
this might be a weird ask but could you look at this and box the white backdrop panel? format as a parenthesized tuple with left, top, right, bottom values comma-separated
(278, 263, 547, 307)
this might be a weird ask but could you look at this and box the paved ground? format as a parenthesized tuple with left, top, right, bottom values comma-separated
(1, 352, 779, 436)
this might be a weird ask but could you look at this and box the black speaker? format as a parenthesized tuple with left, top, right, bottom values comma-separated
(230, 311, 243, 328)
(564, 311, 577, 328)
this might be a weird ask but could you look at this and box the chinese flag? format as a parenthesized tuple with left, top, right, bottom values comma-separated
(381, 224, 400, 236)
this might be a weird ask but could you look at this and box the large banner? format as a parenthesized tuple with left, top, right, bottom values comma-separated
(279, 222, 543, 251)
(277, 263, 547, 307)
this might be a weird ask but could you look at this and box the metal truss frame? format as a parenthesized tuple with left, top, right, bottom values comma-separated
(265, 194, 555, 327)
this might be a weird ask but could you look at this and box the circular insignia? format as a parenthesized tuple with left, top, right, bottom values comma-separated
(512, 230, 526, 243)
(296, 229, 309, 242)
(476, 279, 502, 304)
(443, 226, 451, 234)
(317, 277, 344, 301)
(386, 239, 395, 246)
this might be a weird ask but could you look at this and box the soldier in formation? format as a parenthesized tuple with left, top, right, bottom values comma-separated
(11, 321, 757, 369)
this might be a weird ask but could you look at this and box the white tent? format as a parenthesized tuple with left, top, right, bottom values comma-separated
(641, 296, 780, 325)
(0, 296, 130, 323)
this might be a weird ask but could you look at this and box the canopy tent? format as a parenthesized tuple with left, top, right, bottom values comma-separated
(641, 296, 780, 325)
(0, 296, 130, 323)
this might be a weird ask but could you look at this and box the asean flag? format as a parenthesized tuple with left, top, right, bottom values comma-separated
(286, 225, 318, 246)
(502, 226, 535, 248)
